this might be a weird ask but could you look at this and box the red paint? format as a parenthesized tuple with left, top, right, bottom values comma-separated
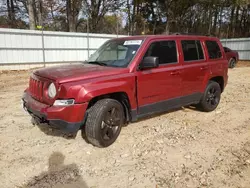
(224, 47, 239, 61)
(23, 92, 88, 122)
(23, 35, 228, 124)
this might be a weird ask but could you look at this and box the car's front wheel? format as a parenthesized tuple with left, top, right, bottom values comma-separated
(84, 99, 125, 147)
(199, 81, 221, 112)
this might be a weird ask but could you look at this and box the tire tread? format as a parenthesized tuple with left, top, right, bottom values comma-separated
(199, 81, 221, 112)
(85, 99, 123, 147)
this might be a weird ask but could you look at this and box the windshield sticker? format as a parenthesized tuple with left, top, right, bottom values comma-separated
(124, 40, 142, 45)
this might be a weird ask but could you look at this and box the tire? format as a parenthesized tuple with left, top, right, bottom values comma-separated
(229, 58, 237, 68)
(199, 81, 221, 112)
(85, 99, 125, 147)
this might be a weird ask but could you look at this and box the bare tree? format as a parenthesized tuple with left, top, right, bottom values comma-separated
(27, 0, 36, 29)
(66, 0, 82, 32)
(36, 0, 43, 26)
(6, 0, 16, 27)
(1, 0, 249, 37)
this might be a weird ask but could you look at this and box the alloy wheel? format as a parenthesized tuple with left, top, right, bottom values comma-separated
(101, 107, 121, 141)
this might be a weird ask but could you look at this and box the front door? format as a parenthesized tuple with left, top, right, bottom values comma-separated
(136, 39, 182, 116)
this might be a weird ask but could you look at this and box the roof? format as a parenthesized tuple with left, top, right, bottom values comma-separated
(114, 34, 218, 41)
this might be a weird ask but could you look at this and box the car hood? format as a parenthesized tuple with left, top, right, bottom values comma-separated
(33, 63, 129, 84)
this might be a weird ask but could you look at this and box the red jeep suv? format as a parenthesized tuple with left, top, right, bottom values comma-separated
(22, 35, 228, 147)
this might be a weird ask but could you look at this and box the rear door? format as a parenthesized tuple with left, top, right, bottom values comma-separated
(136, 39, 182, 116)
(179, 39, 209, 104)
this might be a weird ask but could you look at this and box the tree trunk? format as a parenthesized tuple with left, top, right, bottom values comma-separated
(7, 0, 11, 20)
(165, 20, 170, 34)
(150, 1, 156, 34)
(229, 5, 235, 37)
(131, 0, 136, 35)
(208, 7, 213, 35)
(7, 0, 15, 27)
(10, 0, 15, 21)
(218, 7, 223, 38)
(66, 0, 76, 32)
(27, 0, 36, 30)
(213, 7, 218, 35)
(36, 0, 43, 27)
(233, 5, 240, 37)
(126, 0, 131, 35)
(164, 1, 169, 34)
(239, 7, 246, 36)
(248, 5, 250, 36)
(189, 8, 194, 33)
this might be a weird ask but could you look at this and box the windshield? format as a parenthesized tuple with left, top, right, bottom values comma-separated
(87, 39, 143, 67)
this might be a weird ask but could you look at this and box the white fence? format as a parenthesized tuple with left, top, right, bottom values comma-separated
(0, 28, 126, 69)
(0, 28, 249, 70)
(221, 38, 250, 60)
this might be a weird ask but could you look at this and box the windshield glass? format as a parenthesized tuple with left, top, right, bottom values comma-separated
(87, 39, 143, 67)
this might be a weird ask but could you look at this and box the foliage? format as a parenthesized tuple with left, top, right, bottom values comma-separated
(0, 0, 249, 38)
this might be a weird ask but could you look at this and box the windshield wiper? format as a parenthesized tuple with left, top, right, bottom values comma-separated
(87, 61, 108, 66)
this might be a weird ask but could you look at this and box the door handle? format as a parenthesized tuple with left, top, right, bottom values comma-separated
(200, 66, 208, 70)
(170, 71, 180, 75)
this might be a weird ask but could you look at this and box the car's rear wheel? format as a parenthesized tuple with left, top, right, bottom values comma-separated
(84, 99, 124, 147)
(229, 58, 237, 68)
(199, 81, 221, 112)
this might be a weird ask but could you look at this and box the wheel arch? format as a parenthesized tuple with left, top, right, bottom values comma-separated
(87, 92, 132, 123)
(209, 76, 224, 92)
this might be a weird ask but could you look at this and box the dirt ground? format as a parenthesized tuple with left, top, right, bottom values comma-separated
(0, 62, 250, 188)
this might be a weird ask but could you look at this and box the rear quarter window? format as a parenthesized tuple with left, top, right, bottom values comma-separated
(205, 40, 222, 59)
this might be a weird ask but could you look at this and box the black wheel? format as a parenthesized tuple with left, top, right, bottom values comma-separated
(84, 99, 125, 147)
(199, 81, 221, 112)
(229, 58, 237, 68)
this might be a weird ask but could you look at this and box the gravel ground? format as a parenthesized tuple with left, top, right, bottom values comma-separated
(0, 64, 250, 188)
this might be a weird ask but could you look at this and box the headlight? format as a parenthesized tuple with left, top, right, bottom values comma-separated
(53, 99, 75, 106)
(48, 83, 57, 98)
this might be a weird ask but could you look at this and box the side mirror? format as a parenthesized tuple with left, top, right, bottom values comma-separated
(139, 56, 159, 70)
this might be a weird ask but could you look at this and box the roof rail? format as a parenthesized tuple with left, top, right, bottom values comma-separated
(171, 32, 198, 35)
(171, 32, 215, 37)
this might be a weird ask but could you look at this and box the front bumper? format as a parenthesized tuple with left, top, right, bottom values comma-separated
(22, 92, 88, 133)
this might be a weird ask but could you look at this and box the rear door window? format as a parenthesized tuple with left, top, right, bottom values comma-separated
(205, 41, 222, 59)
(181, 40, 204, 61)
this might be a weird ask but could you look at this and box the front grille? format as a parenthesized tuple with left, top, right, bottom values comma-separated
(29, 77, 44, 102)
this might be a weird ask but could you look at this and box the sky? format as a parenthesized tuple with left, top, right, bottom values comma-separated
(0, 0, 6, 16)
